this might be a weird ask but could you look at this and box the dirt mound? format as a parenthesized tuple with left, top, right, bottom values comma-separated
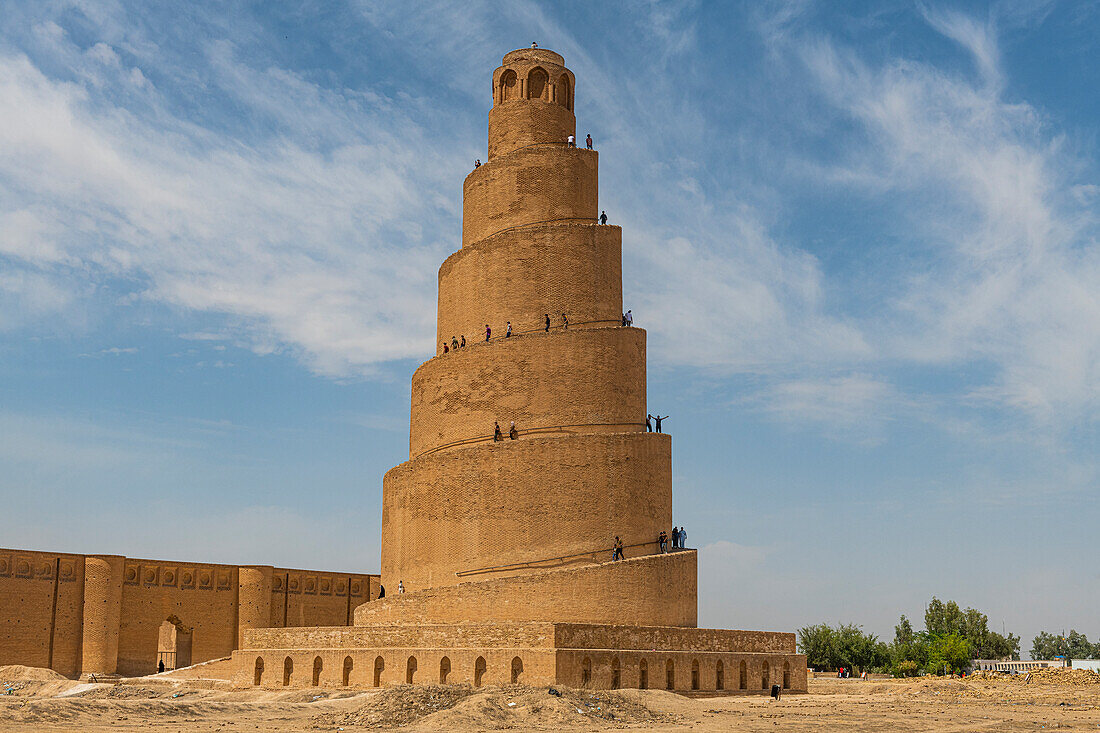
(315, 685, 474, 728)
(1024, 668, 1100, 686)
(418, 687, 676, 730)
(0, 665, 67, 682)
(313, 685, 678, 730)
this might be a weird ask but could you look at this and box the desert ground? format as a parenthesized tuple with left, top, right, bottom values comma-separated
(2, 665, 1099, 732)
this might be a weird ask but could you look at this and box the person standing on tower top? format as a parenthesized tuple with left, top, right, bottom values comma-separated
(506, 321, 512, 337)
(646, 414, 653, 432)
(654, 414, 668, 433)
(625, 310, 633, 327)
(485, 324, 491, 342)
(585, 133, 592, 149)
(545, 314, 550, 332)
(600, 211, 608, 225)
(567, 133, 575, 147)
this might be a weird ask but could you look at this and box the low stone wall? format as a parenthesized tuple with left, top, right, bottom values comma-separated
(556, 650, 808, 693)
(362, 551, 696, 628)
(235, 645, 557, 688)
(233, 621, 808, 693)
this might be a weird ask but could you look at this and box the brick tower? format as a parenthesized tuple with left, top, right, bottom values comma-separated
(233, 48, 806, 692)
(380, 45, 678, 608)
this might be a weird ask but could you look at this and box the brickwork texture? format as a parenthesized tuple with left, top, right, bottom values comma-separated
(0, 548, 376, 678)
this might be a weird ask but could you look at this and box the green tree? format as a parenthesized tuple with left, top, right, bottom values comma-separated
(1031, 630, 1096, 661)
(890, 615, 929, 676)
(1031, 631, 1065, 660)
(926, 633, 971, 675)
(925, 597, 966, 637)
(798, 623, 890, 673)
(798, 624, 836, 670)
(924, 597, 1019, 660)
(1066, 630, 1094, 660)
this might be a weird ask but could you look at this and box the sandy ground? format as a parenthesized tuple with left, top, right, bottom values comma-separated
(2, 665, 1100, 731)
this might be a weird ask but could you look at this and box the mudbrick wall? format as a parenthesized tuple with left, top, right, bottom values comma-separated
(234, 620, 807, 692)
(435, 222, 622, 353)
(363, 551, 695, 628)
(412, 327, 646, 456)
(461, 145, 598, 247)
(0, 548, 377, 678)
(382, 433, 672, 590)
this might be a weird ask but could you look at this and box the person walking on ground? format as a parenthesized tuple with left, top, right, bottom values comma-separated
(159, 660, 165, 673)
(562, 313, 569, 329)
(646, 414, 653, 432)
(567, 134, 575, 147)
(654, 414, 668, 433)
(460, 335, 466, 347)
(612, 536, 624, 561)
(625, 310, 633, 326)
(442, 343, 449, 353)
(494, 422, 503, 442)
(585, 133, 592, 149)
(398, 580, 405, 594)
(599, 210, 608, 225)
(658, 530, 668, 553)
(545, 313, 551, 332)
(378, 584, 385, 598)
(509, 421, 518, 440)
(485, 324, 491, 342)
(506, 321, 512, 337)
(452, 336, 458, 351)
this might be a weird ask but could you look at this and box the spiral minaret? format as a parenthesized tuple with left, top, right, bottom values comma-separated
(380, 47, 675, 607)
(234, 48, 806, 690)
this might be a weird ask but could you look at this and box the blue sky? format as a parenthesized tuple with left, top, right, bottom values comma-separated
(1, 1, 1097, 655)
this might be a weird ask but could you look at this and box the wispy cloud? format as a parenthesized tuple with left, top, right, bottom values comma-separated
(744, 373, 901, 443)
(798, 12, 1099, 425)
(0, 8, 464, 377)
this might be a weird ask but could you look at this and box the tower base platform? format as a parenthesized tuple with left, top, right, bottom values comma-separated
(231, 621, 807, 693)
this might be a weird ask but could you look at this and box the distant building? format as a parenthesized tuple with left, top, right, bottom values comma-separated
(971, 659, 1064, 673)
(1070, 660, 1100, 672)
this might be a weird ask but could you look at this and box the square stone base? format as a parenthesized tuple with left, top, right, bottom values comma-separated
(232, 622, 807, 693)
